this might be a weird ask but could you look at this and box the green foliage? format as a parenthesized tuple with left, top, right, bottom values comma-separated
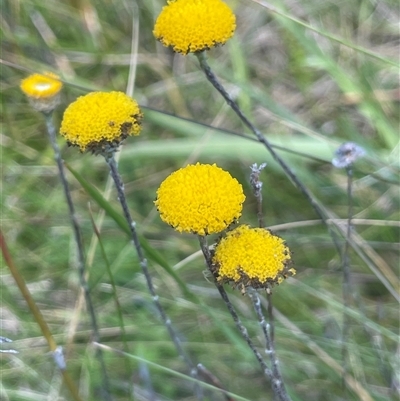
(1, 0, 399, 400)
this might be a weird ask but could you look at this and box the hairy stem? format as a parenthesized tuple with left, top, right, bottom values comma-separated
(196, 52, 343, 258)
(247, 289, 292, 401)
(198, 235, 274, 382)
(246, 163, 291, 401)
(105, 153, 201, 396)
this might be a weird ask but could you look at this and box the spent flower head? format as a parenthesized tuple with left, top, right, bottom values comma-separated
(153, 0, 236, 54)
(155, 163, 245, 235)
(60, 91, 143, 154)
(332, 142, 365, 169)
(20, 72, 63, 113)
(250, 162, 267, 194)
(212, 225, 295, 291)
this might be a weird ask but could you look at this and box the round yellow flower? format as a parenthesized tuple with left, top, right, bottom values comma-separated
(20, 72, 63, 112)
(155, 163, 245, 235)
(153, 0, 236, 54)
(60, 91, 143, 153)
(20, 72, 62, 98)
(212, 225, 295, 291)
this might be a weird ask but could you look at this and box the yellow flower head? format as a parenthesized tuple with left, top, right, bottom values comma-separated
(212, 225, 295, 291)
(60, 91, 143, 153)
(155, 163, 245, 235)
(20, 72, 63, 112)
(153, 0, 236, 54)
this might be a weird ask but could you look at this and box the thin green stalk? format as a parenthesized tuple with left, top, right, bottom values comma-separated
(44, 113, 112, 401)
(251, 0, 398, 67)
(0, 230, 83, 401)
(94, 342, 253, 401)
(196, 364, 235, 401)
(272, 306, 375, 401)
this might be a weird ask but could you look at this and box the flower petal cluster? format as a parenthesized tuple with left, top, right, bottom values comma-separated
(212, 225, 295, 290)
(153, 0, 236, 54)
(20, 72, 63, 112)
(60, 91, 143, 153)
(155, 163, 245, 235)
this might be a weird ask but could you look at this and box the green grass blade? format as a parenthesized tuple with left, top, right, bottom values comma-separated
(65, 161, 192, 298)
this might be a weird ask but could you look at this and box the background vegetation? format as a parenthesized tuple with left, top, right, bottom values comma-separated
(1, 0, 399, 400)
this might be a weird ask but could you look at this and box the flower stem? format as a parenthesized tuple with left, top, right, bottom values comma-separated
(247, 288, 292, 401)
(44, 113, 113, 401)
(250, 163, 267, 229)
(0, 230, 83, 401)
(104, 153, 200, 388)
(196, 52, 342, 254)
(247, 164, 291, 400)
(341, 166, 354, 391)
(197, 236, 274, 381)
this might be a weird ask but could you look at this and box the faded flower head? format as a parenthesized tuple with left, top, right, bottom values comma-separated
(155, 163, 245, 235)
(332, 142, 365, 168)
(153, 0, 236, 54)
(60, 91, 143, 154)
(250, 162, 267, 195)
(20, 72, 63, 112)
(212, 225, 295, 291)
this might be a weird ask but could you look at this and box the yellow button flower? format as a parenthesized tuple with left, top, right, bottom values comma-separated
(155, 163, 245, 235)
(213, 225, 295, 291)
(20, 72, 63, 112)
(60, 91, 143, 153)
(153, 0, 236, 54)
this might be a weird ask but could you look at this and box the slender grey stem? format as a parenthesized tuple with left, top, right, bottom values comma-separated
(197, 235, 274, 381)
(341, 166, 354, 390)
(343, 168, 354, 283)
(196, 52, 343, 257)
(247, 289, 292, 401)
(250, 163, 267, 229)
(249, 164, 277, 345)
(247, 164, 292, 401)
(44, 113, 113, 401)
(342, 168, 354, 297)
(266, 292, 275, 344)
(104, 153, 201, 396)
